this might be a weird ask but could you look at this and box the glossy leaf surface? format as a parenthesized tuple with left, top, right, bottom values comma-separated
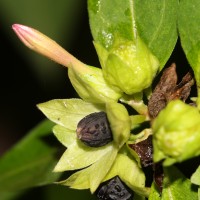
(162, 166, 198, 200)
(134, 0, 178, 68)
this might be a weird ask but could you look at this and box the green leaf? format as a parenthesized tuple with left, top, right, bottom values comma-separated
(0, 120, 61, 193)
(162, 166, 198, 200)
(88, 0, 160, 95)
(106, 102, 131, 148)
(53, 138, 114, 172)
(149, 182, 161, 200)
(37, 98, 102, 130)
(199, 189, 200, 200)
(0, 191, 23, 200)
(191, 165, 200, 186)
(134, 0, 178, 68)
(59, 146, 118, 193)
(88, 147, 118, 192)
(68, 65, 122, 103)
(103, 153, 149, 197)
(178, 0, 200, 71)
(88, 0, 136, 50)
(178, 0, 200, 107)
(53, 125, 76, 148)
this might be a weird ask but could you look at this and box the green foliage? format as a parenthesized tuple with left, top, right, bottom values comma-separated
(37, 99, 103, 130)
(3, 0, 200, 199)
(88, 0, 160, 94)
(178, 0, 200, 108)
(162, 166, 198, 200)
(178, 0, 200, 77)
(149, 182, 161, 200)
(191, 165, 200, 186)
(191, 165, 200, 199)
(106, 102, 131, 147)
(134, 0, 178, 68)
(103, 153, 149, 197)
(88, 0, 136, 50)
(0, 120, 60, 199)
(68, 65, 122, 103)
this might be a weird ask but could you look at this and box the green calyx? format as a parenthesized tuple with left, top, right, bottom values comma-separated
(106, 102, 131, 148)
(153, 100, 200, 166)
(94, 37, 159, 95)
(38, 98, 134, 193)
(68, 63, 122, 103)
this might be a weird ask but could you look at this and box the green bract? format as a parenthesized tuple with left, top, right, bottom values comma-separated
(37, 99, 103, 131)
(102, 153, 150, 197)
(153, 100, 200, 166)
(38, 99, 135, 193)
(106, 102, 131, 148)
(68, 64, 122, 103)
(94, 37, 159, 94)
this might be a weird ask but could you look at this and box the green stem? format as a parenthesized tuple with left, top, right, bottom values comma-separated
(130, 115, 146, 130)
(127, 99, 148, 116)
(120, 93, 148, 116)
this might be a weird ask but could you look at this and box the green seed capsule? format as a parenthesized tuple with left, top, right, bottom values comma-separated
(76, 112, 113, 147)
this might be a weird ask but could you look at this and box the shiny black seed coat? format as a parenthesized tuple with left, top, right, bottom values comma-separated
(76, 112, 113, 147)
(96, 176, 133, 200)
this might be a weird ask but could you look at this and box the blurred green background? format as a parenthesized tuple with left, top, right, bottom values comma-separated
(0, 0, 99, 199)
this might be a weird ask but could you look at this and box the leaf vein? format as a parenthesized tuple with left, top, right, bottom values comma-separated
(148, 0, 166, 48)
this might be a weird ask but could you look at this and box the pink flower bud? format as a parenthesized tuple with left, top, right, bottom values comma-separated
(12, 24, 82, 68)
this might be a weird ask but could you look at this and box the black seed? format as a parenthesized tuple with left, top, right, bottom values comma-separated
(95, 124, 100, 129)
(96, 176, 134, 200)
(115, 185, 122, 192)
(76, 112, 113, 147)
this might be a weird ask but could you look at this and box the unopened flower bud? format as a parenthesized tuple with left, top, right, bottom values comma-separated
(12, 24, 79, 67)
(94, 37, 159, 95)
(12, 24, 122, 103)
(153, 100, 200, 166)
(68, 64, 122, 103)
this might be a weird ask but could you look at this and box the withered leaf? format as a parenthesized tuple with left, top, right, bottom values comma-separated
(148, 63, 194, 119)
(129, 135, 153, 168)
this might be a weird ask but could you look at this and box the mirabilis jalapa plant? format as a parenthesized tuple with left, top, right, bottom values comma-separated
(12, 0, 200, 199)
